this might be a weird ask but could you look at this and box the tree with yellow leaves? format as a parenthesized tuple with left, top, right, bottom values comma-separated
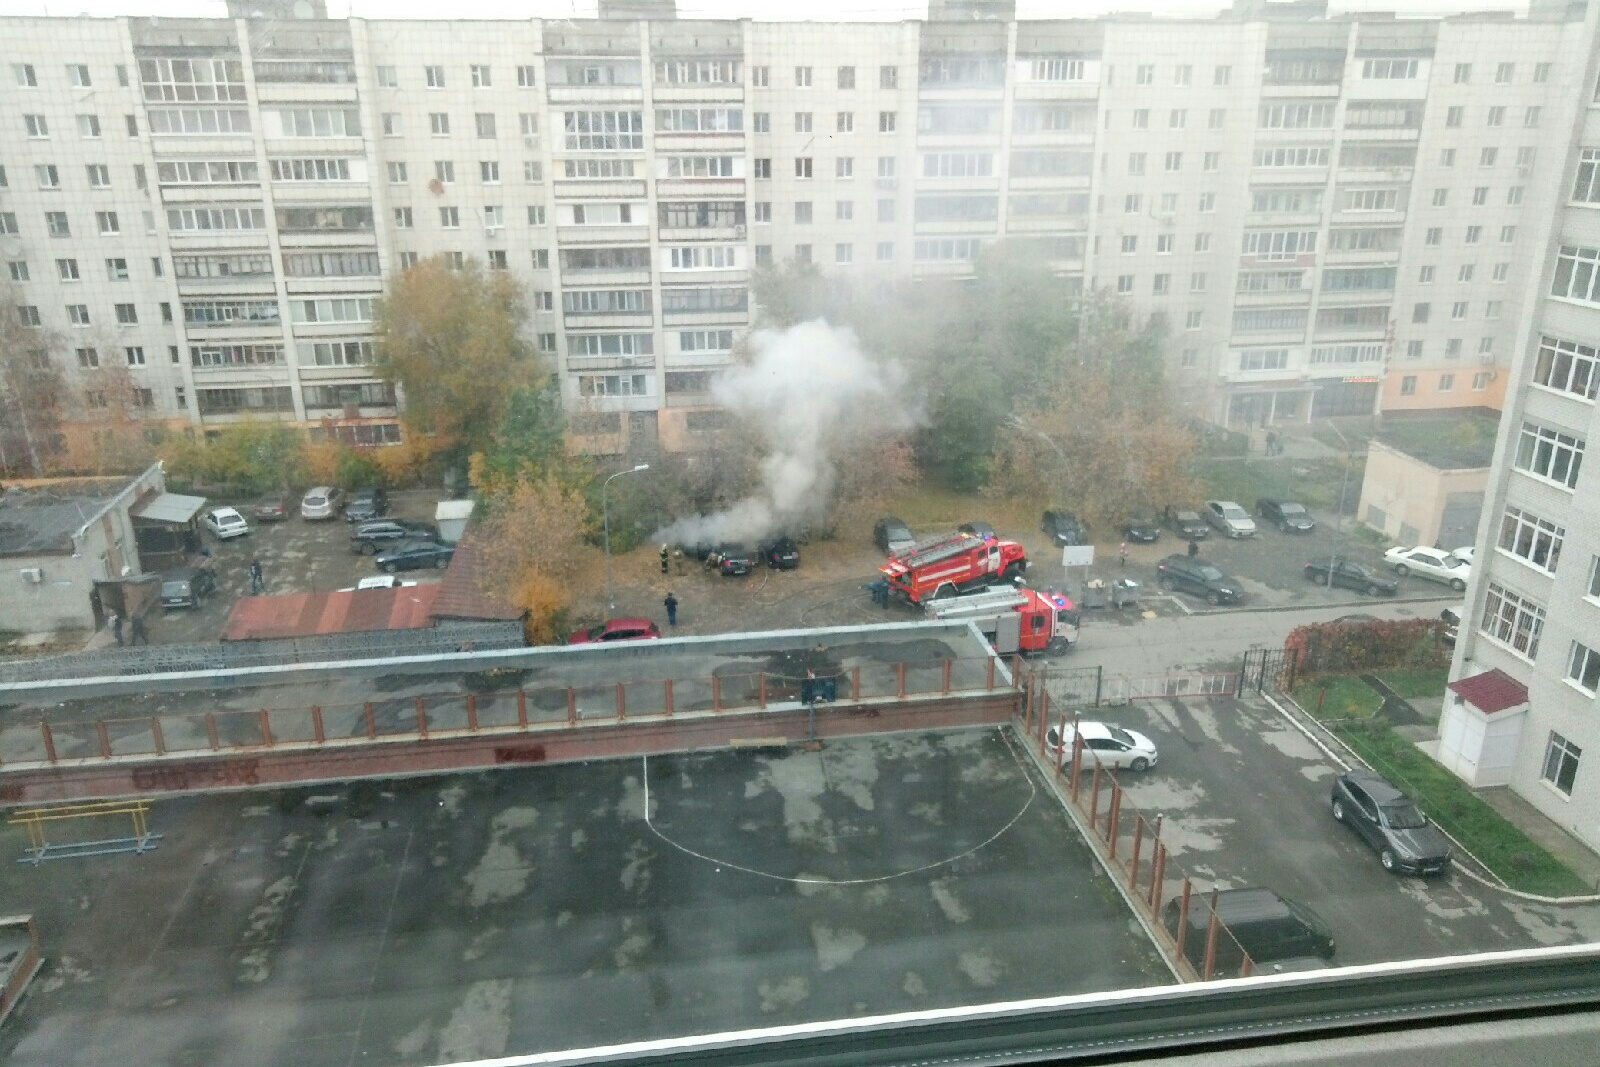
(478, 472, 600, 642)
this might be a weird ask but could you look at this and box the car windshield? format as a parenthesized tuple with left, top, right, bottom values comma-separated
(1280, 503, 1305, 515)
(1107, 726, 1137, 747)
(1222, 506, 1248, 519)
(1382, 802, 1429, 830)
(1176, 511, 1200, 522)
(1196, 565, 1225, 581)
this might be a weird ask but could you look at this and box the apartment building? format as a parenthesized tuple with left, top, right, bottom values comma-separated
(1441, 10, 1600, 854)
(0, 2, 1594, 462)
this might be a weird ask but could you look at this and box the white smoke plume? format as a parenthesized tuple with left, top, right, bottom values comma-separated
(654, 319, 921, 547)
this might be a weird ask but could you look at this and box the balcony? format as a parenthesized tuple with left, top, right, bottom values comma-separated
(562, 311, 655, 330)
(553, 178, 648, 200)
(547, 84, 643, 106)
(555, 224, 650, 245)
(655, 177, 745, 200)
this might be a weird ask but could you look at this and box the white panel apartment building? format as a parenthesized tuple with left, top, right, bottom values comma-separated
(0, 3, 1595, 458)
(1443, 7, 1600, 853)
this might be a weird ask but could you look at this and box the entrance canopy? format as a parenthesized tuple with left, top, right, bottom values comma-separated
(132, 493, 206, 525)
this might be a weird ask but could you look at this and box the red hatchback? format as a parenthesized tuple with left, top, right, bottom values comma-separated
(567, 618, 662, 644)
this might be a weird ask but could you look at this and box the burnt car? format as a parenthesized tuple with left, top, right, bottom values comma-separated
(958, 521, 996, 540)
(714, 542, 755, 576)
(1124, 513, 1162, 543)
(1257, 498, 1317, 534)
(1041, 510, 1087, 547)
(759, 537, 801, 569)
(1166, 507, 1210, 540)
(873, 517, 914, 555)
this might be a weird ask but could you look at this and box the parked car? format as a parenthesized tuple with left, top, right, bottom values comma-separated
(374, 540, 454, 572)
(1204, 500, 1258, 539)
(1045, 720, 1159, 772)
(1451, 546, 1476, 565)
(300, 486, 345, 520)
(1166, 508, 1210, 540)
(251, 497, 288, 523)
(160, 565, 216, 609)
(714, 542, 755, 576)
(567, 618, 662, 644)
(1163, 888, 1336, 974)
(1156, 555, 1242, 604)
(1383, 545, 1471, 591)
(958, 520, 996, 540)
(344, 486, 388, 522)
(1303, 556, 1399, 596)
(1124, 513, 1162, 543)
(1256, 498, 1316, 534)
(1042, 510, 1088, 547)
(339, 575, 419, 591)
(1331, 770, 1453, 876)
(350, 519, 441, 554)
(202, 506, 251, 540)
(1440, 603, 1464, 647)
(759, 536, 801, 569)
(873, 517, 915, 555)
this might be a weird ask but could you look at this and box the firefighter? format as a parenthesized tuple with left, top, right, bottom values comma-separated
(1187, 538, 1200, 558)
(659, 543, 670, 574)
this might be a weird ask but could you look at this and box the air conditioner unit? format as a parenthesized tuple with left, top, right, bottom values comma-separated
(485, 225, 504, 240)
(18, 567, 43, 584)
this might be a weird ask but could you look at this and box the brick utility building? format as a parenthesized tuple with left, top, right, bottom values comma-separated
(0, 0, 1597, 458)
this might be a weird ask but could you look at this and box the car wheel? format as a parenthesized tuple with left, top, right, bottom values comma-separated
(1206, 590, 1222, 605)
(1332, 799, 1346, 822)
(1366, 584, 1381, 596)
(363, 542, 378, 555)
(434, 557, 448, 569)
(379, 563, 394, 573)
(1130, 757, 1150, 772)
(1450, 577, 1466, 592)
(1394, 563, 1410, 577)
(1380, 849, 1398, 872)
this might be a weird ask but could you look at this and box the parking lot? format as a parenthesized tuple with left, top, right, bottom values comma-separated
(0, 729, 1169, 1067)
(1042, 690, 1600, 965)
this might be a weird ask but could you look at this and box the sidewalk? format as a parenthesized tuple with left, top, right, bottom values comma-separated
(1475, 787, 1600, 895)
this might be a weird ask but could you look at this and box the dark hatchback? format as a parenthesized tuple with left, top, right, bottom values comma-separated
(1331, 770, 1453, 876)
(1156, 555, 1241, 604)
(759, 537, 801, 569)
(716, 542, 755, 576)
(1124, 513, 1162, 543)
(1257, 498, 1316, 533)
(160, 565, 216, 609)
(1041, 510, 1087, 547)
(344, 486, 389, 522)
(1167, 508, 1210, 540)
(251, 497, 289, 523)
(1303, 556, 1399, 596)
(374, 540, 454, 572)
(351, 520, 441, 554)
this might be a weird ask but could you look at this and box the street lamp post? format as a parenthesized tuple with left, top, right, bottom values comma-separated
(1324, 423, 1355, 588)
(603, 463, 650, 612)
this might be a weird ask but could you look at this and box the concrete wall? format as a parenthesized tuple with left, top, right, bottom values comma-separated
(1358, 439, 1488, 547)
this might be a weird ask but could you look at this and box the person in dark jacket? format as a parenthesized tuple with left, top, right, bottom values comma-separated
(664, 592, 679, 626)
(1187, 538, 1200, 558)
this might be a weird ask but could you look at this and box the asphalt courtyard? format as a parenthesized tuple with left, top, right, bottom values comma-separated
(0, 728, 1170, 1067)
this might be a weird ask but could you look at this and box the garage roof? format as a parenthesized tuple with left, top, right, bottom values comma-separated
(1447, 668, 1529, 715)
(132, 492, 206, 525)
(222, 585, 441, 641)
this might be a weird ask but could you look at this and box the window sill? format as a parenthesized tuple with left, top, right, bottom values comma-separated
(1476, 632, 1537, 665)
(1537, 776, 1575, 802)
(1561, 678, 1598, 699)
(1492, 547, 1559, 580)
(1513, 469, 1578, 493)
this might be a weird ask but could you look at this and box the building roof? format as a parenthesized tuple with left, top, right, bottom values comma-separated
(221, 585, 441, 641)
(429, 532, 524, 623)
(132, 492, 206, 525)
(1447, 668, 1529, 715)
(1375, 412, 1500, 471)
(0, 477, 136, 557)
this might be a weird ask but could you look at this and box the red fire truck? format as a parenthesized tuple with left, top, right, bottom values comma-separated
(923, 587, 1078, 654)
(881, 532, 1028, 603)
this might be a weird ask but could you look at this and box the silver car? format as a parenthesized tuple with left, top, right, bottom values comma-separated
(300, 485, 344, 520)
(1205, 500, 1258, 538)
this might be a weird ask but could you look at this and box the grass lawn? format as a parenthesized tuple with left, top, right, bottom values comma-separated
(1372, 668, 1449, 699)
(1193, 455, 1360, 514)
(1291, 675, 1383, 719)
(1330, 718, 1590, 897)
(882, 487, 1039, 537)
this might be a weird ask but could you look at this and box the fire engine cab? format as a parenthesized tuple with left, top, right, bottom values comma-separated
(881, 532, 1028, 603)
(924, 587, 1078, 654)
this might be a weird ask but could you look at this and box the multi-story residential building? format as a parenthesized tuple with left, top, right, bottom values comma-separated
(0, 0, 1594, 462)
(1441, 10, 1600, 854)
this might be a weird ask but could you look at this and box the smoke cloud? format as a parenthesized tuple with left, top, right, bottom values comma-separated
(654, 319, 920, 547)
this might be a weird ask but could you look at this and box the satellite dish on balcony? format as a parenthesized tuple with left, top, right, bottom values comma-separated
(427, 178, 444, 195)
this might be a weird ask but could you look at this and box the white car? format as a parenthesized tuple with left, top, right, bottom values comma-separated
(342, 575, 420, 591)
(202, 506, 251, 540)
(1451, 546, 1476, 565)
(1204, 500, 1257, 539)
(1384, 545, 1472, 591)
(1045, 720, 1159, 772)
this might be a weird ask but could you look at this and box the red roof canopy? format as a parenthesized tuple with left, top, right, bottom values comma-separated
(1447, 668, 1529, 715)
(222, 585, 440, 641)
(429, 532, 523, 622)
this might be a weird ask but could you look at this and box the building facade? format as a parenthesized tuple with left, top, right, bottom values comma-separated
(1447, 7, 1600, 854)
(0, 3, 1595, 460)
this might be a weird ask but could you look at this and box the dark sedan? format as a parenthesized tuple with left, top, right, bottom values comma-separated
(759, 537, 801, 569)
(1303, 556, 1399, 596)
(1331, 770, 1453, 876)
(375, 539, 454, 572)
(344, 486, 389, 522)
(1258, 498, 1317, 533)
(251, 497, 289, 523)
(714, 542, 755, 576)
(351, 520, 441, 554)
(1166, 508, 1210, 540)
(1124, 513, 1162, 543)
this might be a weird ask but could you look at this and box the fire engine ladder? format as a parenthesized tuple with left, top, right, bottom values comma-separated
(924, 588, 1028, 621)
(898, 533, 978, 570)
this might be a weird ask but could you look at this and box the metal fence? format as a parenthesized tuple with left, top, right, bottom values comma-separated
(0, 622, 527, 685)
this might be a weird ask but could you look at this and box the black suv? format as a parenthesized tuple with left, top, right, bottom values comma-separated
(759, 537, 801, 569)
(1042, 510, 1087, 547)
(1303, 556, 1398, 596)
(1124, 513, 1162, 543)
(714, 542, 755, 576)
(1331, 770, 1453, 876)
(350, 519, 440, 554)
(1155, 555, 1241, 604)
(1257, 498, 1316, 533)
(1166, 507, 1210, 540)
(344, 486, 389, 522)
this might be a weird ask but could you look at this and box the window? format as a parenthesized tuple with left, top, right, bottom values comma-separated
(923, 153, 993, 178)
(794, 202, 813, 224)
(1425, 227, 1442, 246)
(563, 110, 644, 150)
(1159, 193, 1179, 214)
(528, 206, 546, 225)
(1209, 108, 1226, 130)
(915, 238, 984, 263)
(1121, 236, 1138, 255)
(1533, 336, 1599, 400)
(0, 214, 20, 236)
(1029, 57, 1085, 82)
(753, 113, 770, 133)
(1136, 64, 1154, 85)
(880, 66, 897, 89)
(272, 108, 357, 138)
(1132, 109, 1149, 129)
(46, 212, 70, 237)
(387, 161, 407, 184)
(1499, 506, 1564, 574)
(471, 64, 491, 88)
(564, 290, 649, 315)
(795, 157, 813, 179)
(569, 334, 654, 357)
(1446, 337, 1463, 358)
(838, 66, 855, 89)
(1341, 188, 1399, 212)
(269, 158, 353, 182)
(480, 161, 500, 183)
(1152, 274, 1171, 295)
(25, 115, 48, 138)
(877, 242, 894, 262)
(1446, 106, 1463, 128)
(1459, 264, 1476, 283)
(836, 112, 854, 133)
(750, 66, 769, 88)
(1516, 421, 1586, 488)
(1165, 152, 1183, 172)
(1362, 58, 1417, 79)
(1454, 63, 1471, 84)
(1169, 109, 1187, 130)
(1185, 311, 1203, 329)
(665, 245, 739, 270)
(1199, 193, 1216, 213)
(795, 66, 812, 87)
(1481, 147, 1498, 167)
(879, 157, 896, 179)
(14, 64, 37, 87)
(1242, 230, 1317, 260)
(382, 113, 401, 136)
(1553, 245, 1600, 304)
(531, 250, 550, 269)
(1525, 106, 1541, 128)
(124, 346, 146, 367)
(1237, 349, 1289, 371)
(836, 157, 853, 179)
(1487, 106, 1505, 128)
(1258, 102, 1334, 129)
(835, 201, 853, 222)
(291, 297, 373, 324)
(1252, 146, 1329, 168)
(1214, 65, 1231, 86)
(1124, 194, 1141, 214)
(1441, 148, 1456, 167)
(56, 258, 79, 281)
(376, 66, 398, 87)
(578, 374, 649, 398)
(1190, 272, 1206, 292)
(425, 65, 445, 88)
(1573, 149, 1600, 203)
(679, 329, 734, 353)
(1128, 153, 1146, 175)
(430, 112, 450, 136)
(1399, 375, 1417, 396)
(1507, 186, 1524, 206)
(17, 306, 40, 327)
(1495, 62, 1515, 84)
(1543, 734, 1583, 796)
(76, 347, 99, 367)
(114, 302, 138, 325)
(1156, 234, 1174, 254)
(879, 111, 897, 133)
(393, 207, 412, 228)
(1535, 62, 1551, 83)
(475, 113, 497, 139)
(1452, 301, 1469, 320)
(753, 159, 771, 179)
(66, 304, 91, 327)
(1438, 373, 1455, 392)
(753, 246, 772, 266)
(8, 261, 29, 282)
(78, 114, 101, 139)
(434, 161, 455, 183)
(1466, 225, 1482, 244)
(1116, 275, 1135, 294)
(795, 112, 813, 133)
(1194, 234, 1211, 253)
(1432, 189, 1449, 208)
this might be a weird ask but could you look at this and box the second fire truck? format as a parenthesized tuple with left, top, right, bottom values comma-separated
(881, 532, 1028, 603)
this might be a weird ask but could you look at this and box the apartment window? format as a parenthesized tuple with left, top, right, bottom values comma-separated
(795, 112, 813, 133)
(1128, 153, 1146, 175)
(880, 66, 897, 89)
(1116, 275, 1134, 294)
(1481, 147, 1498, 167)
(1438, 373, 1455, 392)
(1152, 274, 1171, 295)
(1406, 340, 1424, 359)
(1452, 301, 1469, 320)
(124, 346, 145, 367)
(1198, 193, 1215, 213)
(1516, 421, 1586, 488)
(1487, 106, 1505, 128)
(1482, 581, 1546, 660)
(1156, 233, 1174, 254)
(114, 303, 138, 325)
(425, 65, 445, 88)
(480, 161, 500, 183)
(1159, 193, 1179, 214)
(1485, 302, 1502, 320)
(1399, 375, 1417, 396)
(1465, 225, 1482, 244)
(1507, 186, 1524, 206)
(878, 157, 896, 180)
(14, 64, 37, 87)
(1541, 733, 1583, 796)
(1534, 336, 1599, 400)
(1132, 109, 1149, 129)
(1413, 303, 1431, 324)
(102, 257, 127, 281)
(838, 66, 855, 90)
(435, 161, 455, 183)
(794, 201, 813, 225)
(1189, 272, 1207, 292)
(1194, 234, 1211, 253)
(25, 115, 49, 138)
(527, 206, 546, 225)
(1121, 235, 1138, 254)
(747, 66, 769, 88)
(516, 65, 536, 88)
(563, 110, 644, 150)
(1470, 186, 1489, 206)
(56, 258, 80, 282)
(1446, 106, 1463, 128)
(1165, 151, 1183, 172)
(1425, 227, 1442, 246)
(835, 243, 853, 265)
(1137, 65, 1154, 85)
(795, 66, 812, 87)
(393, 207, 412, 228)
(387, 162, 407, 183)
(1124, 194, 1141, 214)
(836, 157, 854, 179)
(1174, 64, 1192, 86)
(17, 306, 40, 327)
(752, 202, 771, 224)
(1440, 148, 1456, 167)
(46, 212, 70, 237)
(877, 241, 894, 262)
(475, 113, 496, 139)
(430, 113, 450, 136)
(1525, 106, 1542, 128)
(76, 347, 99, 367)
(471, 64, 491, 88)
(1432, 188, 1449, 208)
(1573, 149, 1600, 202)
(754, 159, 771, 179)
(1185, 311, 1203, 329)
(1499, 506, 1564, 574)
(1553, 245, 1600, 304)
(794, 245, 812, 264)
(879, 111, 896, 133)
(1181, 349, 1198, 368)
(376, 66, 398, 87)
(754, 245, 772, 266)
(1500, 225, 1517, 244)
(795, 157, 813, 179)
(531, 249, 549, 269)
(524, 162, 543, 183)
(1208, 109, 1226, 131)
(78, 114, 101, 139)
(837, 112, 854, 133)
(1495, 62, 1515, 84)
(67, 304, 91, 327)
(1169, 109, 1187, 130)
(1214, 65, 1231, 86)
(753, 113, 770, 133)
(835, 200, 853, 222)
(382, 114, 401, 136)
(1446, 338, 1463, 358)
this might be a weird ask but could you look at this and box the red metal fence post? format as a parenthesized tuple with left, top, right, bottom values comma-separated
(712, 676, 721, 712)
(39, 723, 56, 764)
(206, 713, 220, 751)
(1149, 842, 1167, 912)
(259, 708, 274, 747)
(1202, 891, 1222, 981)
(1174, 879, 1193, 963)
(311, 705, 326, 744)
(1089, 760, 1103, 830)
(758, 673, 767, 708)
(1128, 814, 1145, 892)
(1106, 781, 1123, 860)
(851, 666, 860, 700)
(616, 683, 626, 722)
(664, 679, 674, 717)
(466, 694, 478, 732)
(516, 689, 528, 729)
(97, 721, 112, 760)
(941, 659, 951, 694)
(364, 702, 377, 739)
(150, 717, 166, 757)
(413, 697, 428, 739)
